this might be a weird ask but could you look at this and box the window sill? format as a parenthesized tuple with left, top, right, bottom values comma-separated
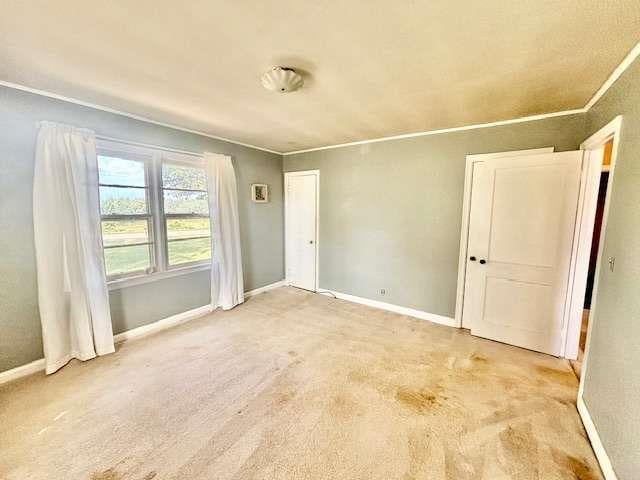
(107, 263, 211, 291)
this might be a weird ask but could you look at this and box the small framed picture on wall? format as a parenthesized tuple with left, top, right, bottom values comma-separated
(251, 184, 269, 203)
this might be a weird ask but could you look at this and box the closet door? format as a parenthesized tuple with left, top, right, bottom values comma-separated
(285, 172, 318, 291)
(463, 151, 583, 355)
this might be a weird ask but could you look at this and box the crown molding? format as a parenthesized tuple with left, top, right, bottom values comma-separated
(282, 40, 640, 155)
(584, 41, 640, 111)
(282, 109, 586, 155)
(3, 40, 638, 157)
(0, 80, 283, 155)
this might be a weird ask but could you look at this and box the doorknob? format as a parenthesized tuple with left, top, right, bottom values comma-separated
(479, 259, 486, 264)
(469, 256, 476, 261)
(309, 240, 314, 244)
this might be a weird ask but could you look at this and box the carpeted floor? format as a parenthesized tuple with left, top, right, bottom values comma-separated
(0, 287, 601, 480)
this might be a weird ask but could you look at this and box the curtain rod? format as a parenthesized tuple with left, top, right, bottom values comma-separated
(95, 134, 205, 158)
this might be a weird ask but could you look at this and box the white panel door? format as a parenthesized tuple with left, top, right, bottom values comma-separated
(463, 151, 583, 355)
(286, 173, 318, 291)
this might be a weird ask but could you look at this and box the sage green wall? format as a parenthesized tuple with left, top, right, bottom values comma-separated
(582, 56, 640, 480)
(0, 86, 284, 373)
(284, 115, 586, 317)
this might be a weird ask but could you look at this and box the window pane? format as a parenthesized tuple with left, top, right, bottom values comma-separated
(102, 219, 150, 247)
(100, 186, 148, 215)
(166, 217, 210, 240)
(162, 163, 206, 190)
(167, 237, 211, 266)
(104, 244, 152, 276)
(98, 155, 146, 187)
(163, 190, 208, 215)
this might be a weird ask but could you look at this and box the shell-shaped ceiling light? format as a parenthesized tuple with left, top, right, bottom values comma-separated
(261, 66, 304, 93)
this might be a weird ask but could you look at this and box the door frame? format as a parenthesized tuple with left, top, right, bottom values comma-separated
(284, 170, 320, 291)
(454, 147, 555, 328)
(563, 116, 622, 359)
(573, 116, 622, 480)
(566, 116, 622, 366)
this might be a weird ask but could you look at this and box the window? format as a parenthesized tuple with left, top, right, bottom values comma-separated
(162, 161, 212, 267)
(97, 140, 211, 285)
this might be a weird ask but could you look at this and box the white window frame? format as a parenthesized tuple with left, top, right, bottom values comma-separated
(160, 153, 212, 271)
(97, 139, 211, 290)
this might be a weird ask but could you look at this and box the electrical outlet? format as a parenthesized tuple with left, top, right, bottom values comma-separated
(380, 289, 386, 296)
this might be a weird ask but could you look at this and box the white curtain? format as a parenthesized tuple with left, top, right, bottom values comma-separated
(33, 122, 114, 374)
(205, 152, 244, 310)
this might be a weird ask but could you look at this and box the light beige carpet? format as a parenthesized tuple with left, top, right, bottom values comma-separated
(0, 287, 601, 480)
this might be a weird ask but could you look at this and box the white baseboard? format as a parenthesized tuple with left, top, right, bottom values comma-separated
(113, 304, 213, 344)
(0, 358, 46, 386)
(577, 395, 618, 480)
(245, 279, 287, 298)
(323, 289, 457, 328)
(0, 280, 287, 386)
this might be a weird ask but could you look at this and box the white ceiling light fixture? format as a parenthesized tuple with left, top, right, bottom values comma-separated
(261, 66, 304, 93)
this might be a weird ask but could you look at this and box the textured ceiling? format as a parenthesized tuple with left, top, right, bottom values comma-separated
(1, 1, 639, 153)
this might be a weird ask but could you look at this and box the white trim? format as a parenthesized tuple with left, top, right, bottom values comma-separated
(570, 117, 623, 479)
(282, 110, 584, 155)
(284, 170, 320, 292)
(0, 80, 282, 155)
(98, 138, 211, 288)
(108, 258, 211, 291)
(283, 170, 321, 177)
(114, 279, 287, 343)
(454, 148, 555, 328)
(577, 396, 619, 480)
(580, 116, 623, 151)
(0, 358, 46, 386)
(562, 148, 603, 359)
(113, 304, 213, 343)
(577, 117, 622, 398)
(325, 289, 457, 328)
(244, 279, 287, 297)
(0, 280, 286, 385)
(583, 41, 640, 111)
(282, 41, 639, 156)
(97, 135, 205, 159)
(3, 41, 638, 157)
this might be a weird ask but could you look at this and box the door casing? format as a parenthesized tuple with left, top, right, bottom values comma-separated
(455, 125, 622, 360)
(284, 170, 320, 291)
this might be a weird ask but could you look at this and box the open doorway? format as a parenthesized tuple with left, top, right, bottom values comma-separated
(570, 139, 612, 378)
(564, 116, 621, 380)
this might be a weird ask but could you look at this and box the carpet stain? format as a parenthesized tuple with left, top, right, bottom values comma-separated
(274, 391, 294, 406)
(1, 287, 602, 480)
(481, 405, 517, 425)
(552, 448, 600, 480)
(536, 365, 577, 385)
(90, 468, 121, 480)
(553, 396, 575, 406)
(396, 387, 441, 414)
(471, 353, 489, 364)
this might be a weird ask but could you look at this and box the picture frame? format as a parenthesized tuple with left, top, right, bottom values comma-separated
(251, 184, 269, 203)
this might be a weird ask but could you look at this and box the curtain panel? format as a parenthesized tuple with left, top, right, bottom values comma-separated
(205, 152, 244, 310)
(33, 121, 114, 374)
